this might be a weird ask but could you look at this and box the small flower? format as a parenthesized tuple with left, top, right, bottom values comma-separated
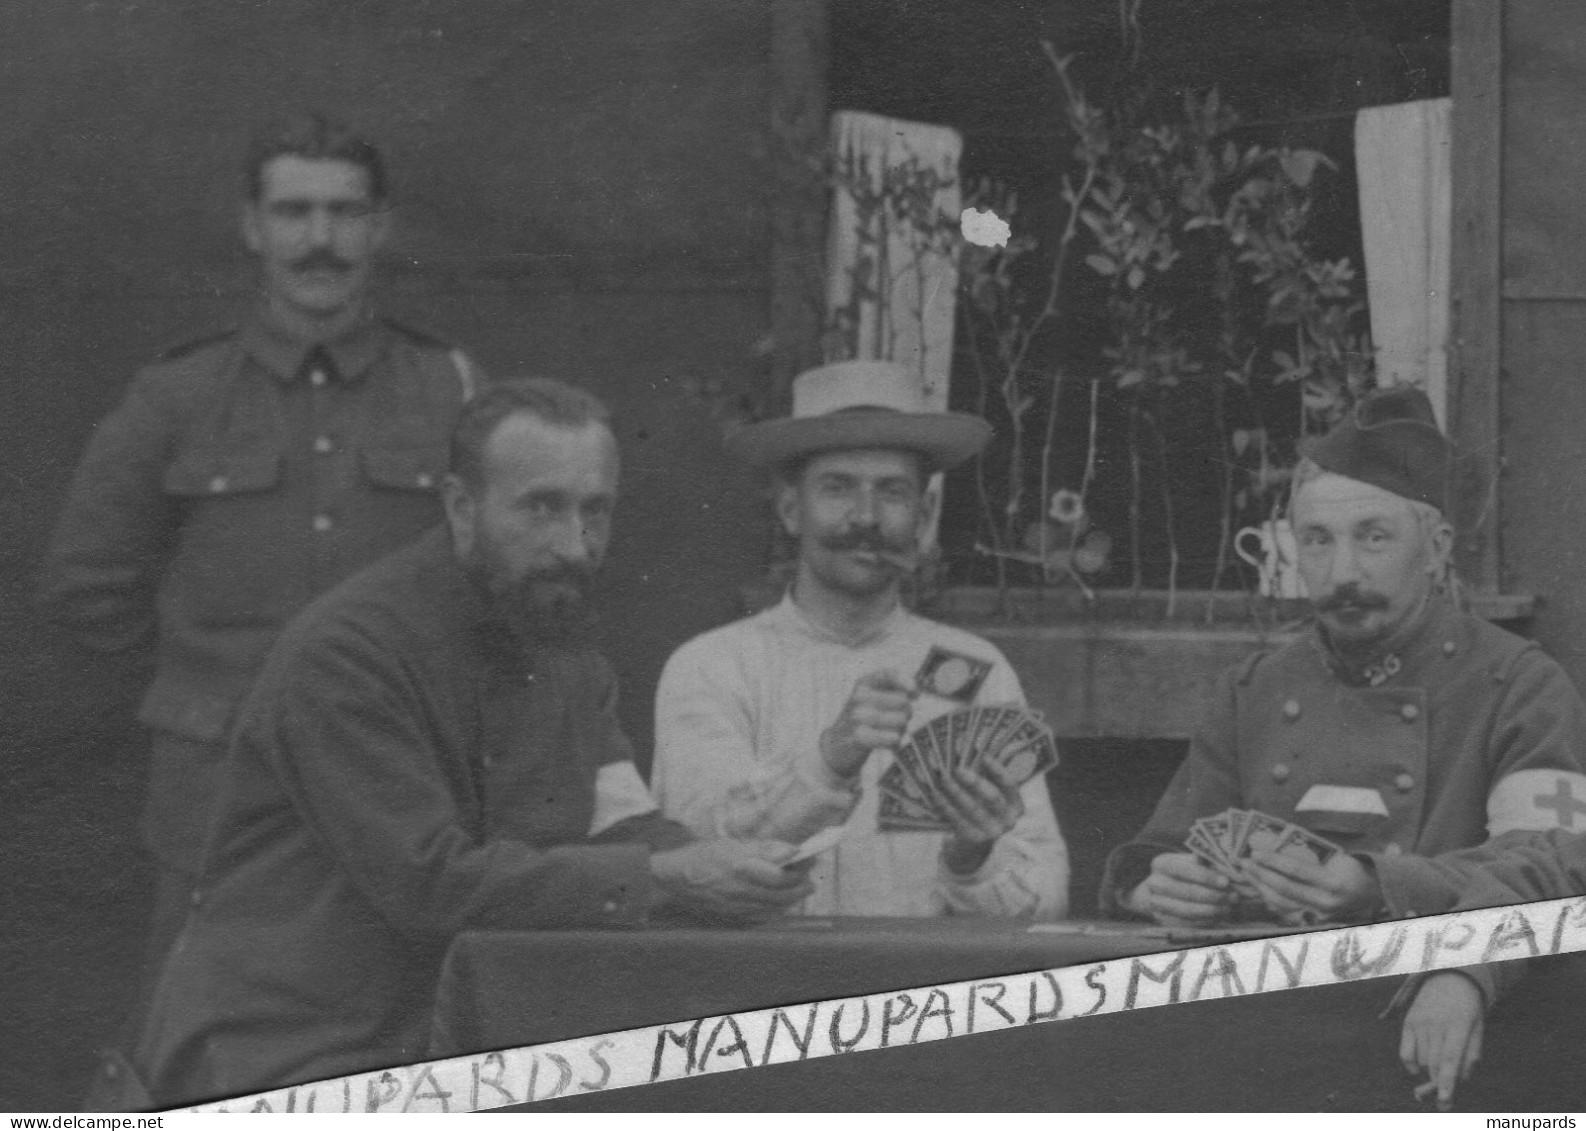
(1048, 488, 1086, 526)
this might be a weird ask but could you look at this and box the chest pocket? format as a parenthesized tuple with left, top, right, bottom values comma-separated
(359, 444, 447, 493)
(159, 446, 287, 627)
(162, 446, 280, 498)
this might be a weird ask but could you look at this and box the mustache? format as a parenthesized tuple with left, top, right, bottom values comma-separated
(819, 530, 913, 556)
(291, 248, 353, 274)
(1314, 584, 1391, 614)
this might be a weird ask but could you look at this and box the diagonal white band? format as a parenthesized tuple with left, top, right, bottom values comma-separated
(179, 897, 1586, 1113)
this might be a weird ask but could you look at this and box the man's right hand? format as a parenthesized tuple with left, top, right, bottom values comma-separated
(650, 839, 814, 925)
(1125, 852, 1237, 926)
(819, 670, 915, 778)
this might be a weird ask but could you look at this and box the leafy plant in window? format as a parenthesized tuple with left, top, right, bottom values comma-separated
(959, 52, 1373, 612)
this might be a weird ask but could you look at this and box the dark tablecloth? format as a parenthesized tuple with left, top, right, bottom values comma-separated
(431, 917, 1586, 1112)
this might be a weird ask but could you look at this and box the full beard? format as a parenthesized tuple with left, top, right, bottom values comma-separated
(465, 546, 597, 650)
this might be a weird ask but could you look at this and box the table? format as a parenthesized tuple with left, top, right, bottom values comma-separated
(431, 917, 1586, 1112)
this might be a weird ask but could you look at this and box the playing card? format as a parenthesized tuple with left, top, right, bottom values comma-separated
(1235, 811, 1292, 861)
(990, 734, 1057, 785)
(983, 710, 1058, 785)
(947, 707, 974, 772)
(789, 823, 848, 862)
(890, 731, 937, 797)
(877, 768, 950, 830)
(1221, 808, 1251, 859)
(970, 704, 1024, 771)
(1272, 823, 1341, 867)
(1189, 819, 1232, 870)
(915, 646, 993, 703)
(924, 711, 956, 785)
(1196, 811, 1238, 867)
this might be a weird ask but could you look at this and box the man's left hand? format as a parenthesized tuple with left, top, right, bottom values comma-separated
(939, 761, 1024, 875)
(1402, 972, 1485, 1112)
(1245, 847, 1382, 921)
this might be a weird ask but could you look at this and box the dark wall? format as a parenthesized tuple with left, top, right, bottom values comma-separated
(1499, 1, 1586, 690)
(0, 1, 775, 1108)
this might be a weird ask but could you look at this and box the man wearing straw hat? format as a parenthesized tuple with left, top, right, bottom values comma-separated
(651, 360, 1068, 918)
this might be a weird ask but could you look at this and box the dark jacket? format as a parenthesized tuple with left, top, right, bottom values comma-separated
(38, 304, 477, 745)
(1102, 599, 1586, 914)
(134, 529, 690, 1107)
(1373, 826, 1586, 1005)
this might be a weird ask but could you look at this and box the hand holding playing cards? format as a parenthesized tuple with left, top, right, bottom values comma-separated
(1127, 852, 1236, 926)
(650, 839, 814, 925)
(1246, 845, 1381, 921)
(1179, 808, 1349, 923)
(939, 761, 1025, 875)
(820, 670, 916, 778)
(1402, 972, 1485, 1112)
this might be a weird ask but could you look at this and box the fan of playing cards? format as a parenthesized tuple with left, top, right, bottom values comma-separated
(877, 704, 1058, 832)
(1186, 808, 1342, 898)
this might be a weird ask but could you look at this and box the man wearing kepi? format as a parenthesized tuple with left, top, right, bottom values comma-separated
(37, 113, 482, 966)
(133, 380, 812, 1107)
(1103, 386, 1586, 927)
(652, 361, 1068, 918)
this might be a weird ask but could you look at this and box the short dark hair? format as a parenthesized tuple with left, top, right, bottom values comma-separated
(450, 378, 613, 489)
(244, 112, 387, 201)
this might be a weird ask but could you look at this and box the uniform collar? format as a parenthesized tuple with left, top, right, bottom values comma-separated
(239, 300, 390, 385)
(772, 590, 909, 650)
(1311, 594, 1455, 687)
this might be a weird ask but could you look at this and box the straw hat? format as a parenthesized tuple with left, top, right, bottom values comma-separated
(723, 360, 991, 471)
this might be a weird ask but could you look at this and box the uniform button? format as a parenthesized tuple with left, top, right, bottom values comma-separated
(602, 900, 619, 914)
(1271, 763, 1291, 783)
(1383, 842, 1404, 857)
(310, 369, 328, 387)
(312, 514, 334, 533)
(208, 475, 228, 493)
(1442, 641, 1457, 656)
(1395, 773, 1415, 792)
(1400, 703, 1420, 722)
(1282, 699, 1301, 721)
(415, 472, 434, 489)
(313, 435, 333, 454)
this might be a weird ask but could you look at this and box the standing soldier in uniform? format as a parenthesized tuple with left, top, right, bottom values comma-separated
(1103, 387, 1586, 926)
(38, 113, 482, 978)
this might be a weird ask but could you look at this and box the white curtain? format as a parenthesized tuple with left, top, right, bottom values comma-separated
(824, 110, 963, 410)
(1355, 97, 1452, 426)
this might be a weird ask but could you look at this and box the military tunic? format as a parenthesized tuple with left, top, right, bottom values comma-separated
(133, 529, 689, 1107)
(1101, 599, 1586, 915)
(38, 304, 479, 875)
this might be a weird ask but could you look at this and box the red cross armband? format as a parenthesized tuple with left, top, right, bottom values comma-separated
(1486, 768, 1586, 837)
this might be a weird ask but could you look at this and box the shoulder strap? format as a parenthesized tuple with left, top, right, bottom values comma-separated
(450, 348, 478, 403)
(156, 326, 236, 362)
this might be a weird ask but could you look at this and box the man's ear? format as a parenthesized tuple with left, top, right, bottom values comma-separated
(440, 474, 476, 558)
(367, 204, 394, 252)
(1427, 519, 1455, 578)
(240, 200, 263, 255)
(918, 473, 942, 537)
(775, 478, 801, 539)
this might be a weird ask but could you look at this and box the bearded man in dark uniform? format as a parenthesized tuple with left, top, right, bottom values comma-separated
(38, 113, 483, 972)
(131, 379, 813, 1108)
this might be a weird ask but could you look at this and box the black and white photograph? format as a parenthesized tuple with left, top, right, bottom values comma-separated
(4, 0, 1586, 1115)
